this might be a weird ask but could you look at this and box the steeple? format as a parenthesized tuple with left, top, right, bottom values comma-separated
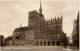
(20, 22, 22, 28)
(39, 0, 42, 13)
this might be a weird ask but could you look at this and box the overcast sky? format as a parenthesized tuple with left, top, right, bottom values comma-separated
(0, 0, 79, 38)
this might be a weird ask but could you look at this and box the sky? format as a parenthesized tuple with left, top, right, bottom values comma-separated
(0, 0, 79, 38)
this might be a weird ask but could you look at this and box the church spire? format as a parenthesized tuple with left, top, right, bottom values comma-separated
(39, 0, 42, 13)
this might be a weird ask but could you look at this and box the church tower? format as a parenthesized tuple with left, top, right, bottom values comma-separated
(39, 0, 44, 18)
(39, 0, 42, 13)
(38, 0, 45, 23)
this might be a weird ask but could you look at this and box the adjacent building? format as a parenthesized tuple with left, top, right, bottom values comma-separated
(76, 12, 79, 48)
(4, 36, 13, 46)
(12, 27, 35, 46)
(72, 12, 79, 48)
(0, 35, 4, 46)
(12, 27, 28, 46)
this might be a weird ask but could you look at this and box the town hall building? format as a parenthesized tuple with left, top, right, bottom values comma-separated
(12, 1, 67, 46)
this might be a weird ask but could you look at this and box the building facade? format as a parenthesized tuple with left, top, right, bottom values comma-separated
(4, 36, 13, 46)
(72, 20, 77, 39)
(12, 1, 67, 46)
(28, 1, 67, 46)
(12, 27, 28, 46)
(0, 35, 4, 46)
(12, 27, 35, 46)
(76, 12, 79, 48)
(72, 12, 79, 48)
(25, 30, 35, 46)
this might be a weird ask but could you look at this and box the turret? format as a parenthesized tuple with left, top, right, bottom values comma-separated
(61, 15, 63, 21)
(61, 15, 63, 30)
(55, 16, 56, 21)
(20, 22, 22, 28)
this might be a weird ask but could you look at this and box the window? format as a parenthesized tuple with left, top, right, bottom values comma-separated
(15, 36, 20, 39)
(48, 22, 50, 24)
(52, 27, 54, 29)
(37, 35, 39, 38)
(48, 25, 49, 27)
(48, 35, 51, 38)
(44, 36, 46, 38)
(52, 25, 54, 27)
(52, 35, 55, 38)
(59, 24, 60, 25)
(57, 34, 60, 38)
(54, 24, 55, 26)
(58, 20, 60, 22)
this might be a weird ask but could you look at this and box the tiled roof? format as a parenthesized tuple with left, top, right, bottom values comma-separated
(13, 27, 28, 32)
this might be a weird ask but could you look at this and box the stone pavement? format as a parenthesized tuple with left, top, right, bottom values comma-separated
(63, 46, 79, 51)
(1, 46, 79, 51)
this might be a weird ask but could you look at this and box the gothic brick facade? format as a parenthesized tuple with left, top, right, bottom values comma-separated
(12, 1, 67, 46)
(28, 1, 67, 46)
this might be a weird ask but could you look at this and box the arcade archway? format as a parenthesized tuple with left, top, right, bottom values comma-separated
(56, 41, 60, 46)
(48, 41, 50, 46)
(52, 41, 55, 46)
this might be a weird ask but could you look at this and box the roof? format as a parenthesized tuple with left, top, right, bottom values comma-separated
(13, 27, 28, 32)
(29, 10, 38, 14)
